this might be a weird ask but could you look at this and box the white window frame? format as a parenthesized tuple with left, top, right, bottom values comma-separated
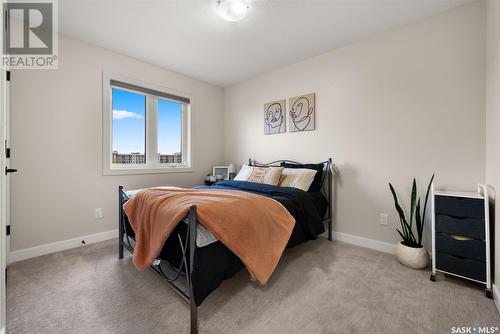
(102, 72, 193, 175)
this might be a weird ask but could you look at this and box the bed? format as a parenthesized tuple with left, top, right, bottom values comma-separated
(118, 158, 334, 334)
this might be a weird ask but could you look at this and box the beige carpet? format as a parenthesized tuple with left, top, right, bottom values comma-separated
(6, 237, 500, 334)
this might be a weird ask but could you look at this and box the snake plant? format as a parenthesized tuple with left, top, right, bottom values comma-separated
(389, 174, 435, 248)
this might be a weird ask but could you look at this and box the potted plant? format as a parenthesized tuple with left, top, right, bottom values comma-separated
(389, 174, 434, 269)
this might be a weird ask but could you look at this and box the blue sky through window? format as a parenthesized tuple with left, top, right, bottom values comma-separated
(158, 98, 182, 155)
(112, 88, 182, 155)
(112, 88, 145, 154)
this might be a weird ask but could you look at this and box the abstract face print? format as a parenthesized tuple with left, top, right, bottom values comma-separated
(289, 93, 315, 132)
(264, 100, 286, 135)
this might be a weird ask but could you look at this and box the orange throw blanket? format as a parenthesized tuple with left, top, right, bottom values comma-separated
(123, 187, 295, 284)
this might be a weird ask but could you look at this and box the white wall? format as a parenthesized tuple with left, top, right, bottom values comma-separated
(223, 2, 486, 246)
(9, 35, 224, 251)
(485, 0, 500, 297)
(9, 1, 488, 254)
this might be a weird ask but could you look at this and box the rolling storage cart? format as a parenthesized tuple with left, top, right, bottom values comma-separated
(431, 184, 493, 298)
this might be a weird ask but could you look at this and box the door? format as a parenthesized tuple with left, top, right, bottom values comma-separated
(4, 71, 12, 265)
(0, 20, 6, 334)
(0, 69, 6, 334)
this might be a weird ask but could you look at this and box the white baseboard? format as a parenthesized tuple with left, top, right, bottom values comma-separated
(493, 284, 500, 315)
(331, 231, 396, 254)
(8, 228, 395, 264)
(8, 229, 118, 264)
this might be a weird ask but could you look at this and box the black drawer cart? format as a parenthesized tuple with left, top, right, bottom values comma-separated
(430, 184, 493, 298)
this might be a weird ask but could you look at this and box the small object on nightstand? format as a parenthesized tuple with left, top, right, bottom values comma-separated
(228, 164, 236, 180)
(213, 166, 230, 180)
(204, 174, 217, 186)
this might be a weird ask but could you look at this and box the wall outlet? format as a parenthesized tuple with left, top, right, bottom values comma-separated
(380, 213, 389, 226)
(95, 208, 103, 219)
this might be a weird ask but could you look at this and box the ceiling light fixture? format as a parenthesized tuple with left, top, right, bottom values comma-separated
(216, 0, 249, 22)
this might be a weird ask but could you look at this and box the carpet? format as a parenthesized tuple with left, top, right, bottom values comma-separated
(6, 237, 500, 333)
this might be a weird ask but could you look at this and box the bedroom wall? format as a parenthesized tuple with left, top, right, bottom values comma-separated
(485, 0, 500, 300)
(9, 35, 224, 251)
(223, 1, 486, 248)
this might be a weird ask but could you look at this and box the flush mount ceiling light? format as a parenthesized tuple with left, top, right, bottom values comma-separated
(216, 0, 249, 22)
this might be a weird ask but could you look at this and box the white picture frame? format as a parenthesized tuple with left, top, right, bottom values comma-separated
(213, 166, 230, 180)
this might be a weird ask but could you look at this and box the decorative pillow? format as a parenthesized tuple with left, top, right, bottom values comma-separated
(234, 165, 284, 186)
(281, 162, 324, 192)
(278, 168, 318, 191)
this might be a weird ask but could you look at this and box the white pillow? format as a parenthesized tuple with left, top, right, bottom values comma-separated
(234, 165, 283, 186)
(278, 168, 317, 191)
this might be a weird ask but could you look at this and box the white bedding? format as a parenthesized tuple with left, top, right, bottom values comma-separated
(125, 188, 219, 248)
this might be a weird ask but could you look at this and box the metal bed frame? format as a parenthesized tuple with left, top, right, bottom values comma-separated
(118, 158, 334, 334)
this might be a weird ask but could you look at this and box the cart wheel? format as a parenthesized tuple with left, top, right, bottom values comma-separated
(430, 274, 436, 282)
(485, 288, 493, 299)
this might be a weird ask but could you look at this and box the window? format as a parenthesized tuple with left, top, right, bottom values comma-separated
(157, 98, 183, 164)
(112, 88, 146, 164)
(103, 73, 192, 175)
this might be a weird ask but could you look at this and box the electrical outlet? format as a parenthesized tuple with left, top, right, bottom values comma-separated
(95, 208, 103, 219)
(380, 213, 389, 226)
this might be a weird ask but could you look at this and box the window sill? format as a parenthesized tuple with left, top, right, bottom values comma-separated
(103, 165, 194, 176)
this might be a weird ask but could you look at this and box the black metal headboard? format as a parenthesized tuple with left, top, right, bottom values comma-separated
(248, 158, 334, 241)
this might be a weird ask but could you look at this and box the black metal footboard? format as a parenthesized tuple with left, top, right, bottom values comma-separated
(118, 186, 198, 334)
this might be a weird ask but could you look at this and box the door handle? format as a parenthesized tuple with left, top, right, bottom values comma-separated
(5, 167, 17, 175)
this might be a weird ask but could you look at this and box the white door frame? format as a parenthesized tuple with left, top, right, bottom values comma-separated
(0, 2, 6, 333)
(0, 73, 6, 334)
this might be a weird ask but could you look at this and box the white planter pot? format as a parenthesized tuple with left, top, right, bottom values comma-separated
(395, 242, 429, 269)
